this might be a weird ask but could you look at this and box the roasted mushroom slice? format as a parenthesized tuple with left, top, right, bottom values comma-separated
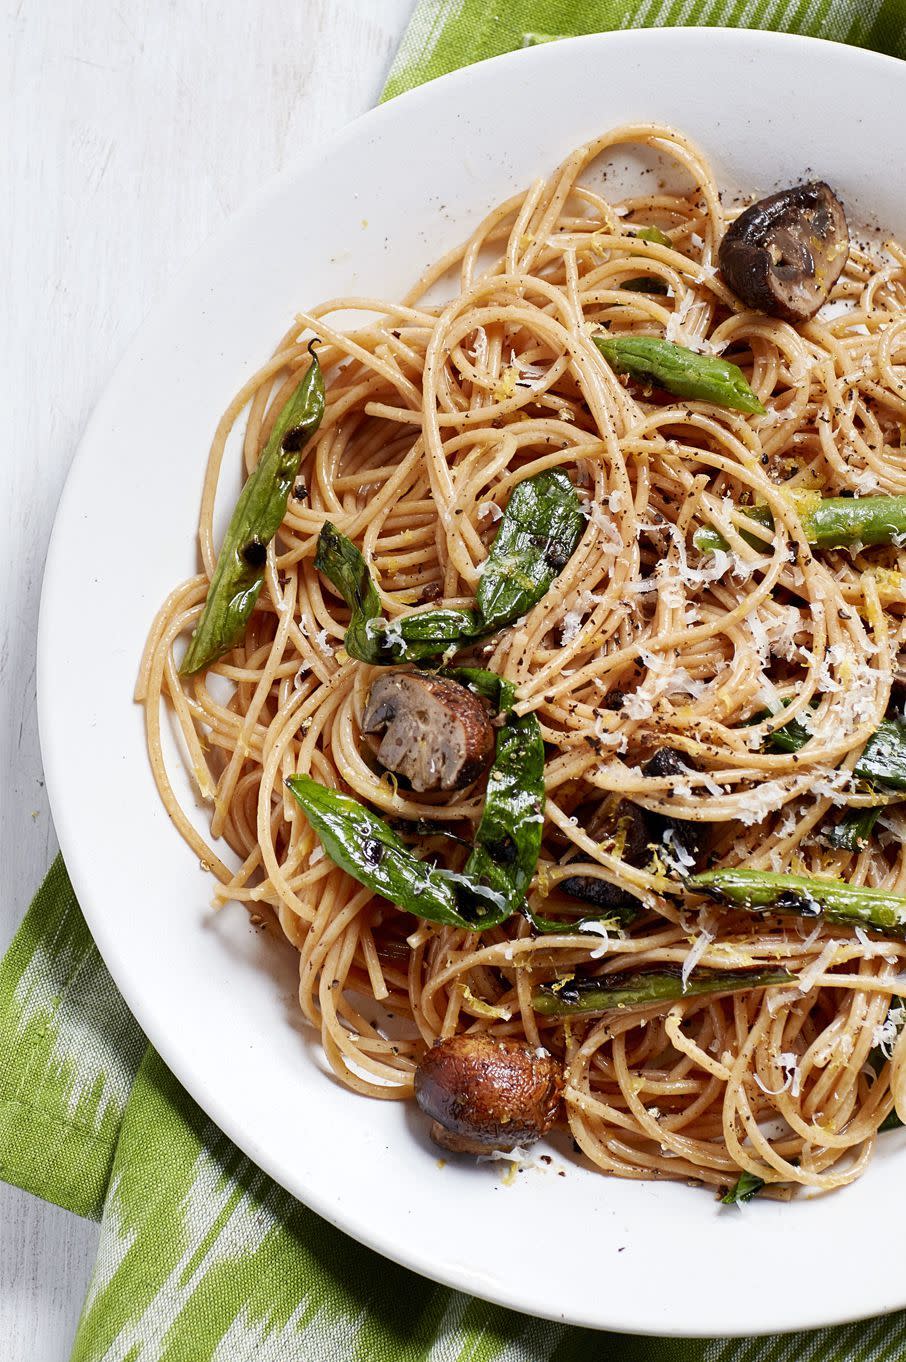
(642, 746, 702, 863)
(584, 796, 651, 864)
(362, 672, 494, 793)
(718, 181, 849, 323)
(558, 873, 642, 925)
(414, 1033, 563, 1154)
(642, 745, 690, 781)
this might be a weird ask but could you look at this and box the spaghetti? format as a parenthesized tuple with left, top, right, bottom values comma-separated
(138, 123, 906, 1198)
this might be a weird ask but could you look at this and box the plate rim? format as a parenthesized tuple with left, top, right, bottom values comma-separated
(37, 25, 906, 1337)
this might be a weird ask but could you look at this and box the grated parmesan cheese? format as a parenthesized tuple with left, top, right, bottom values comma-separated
(852, 468, 881, 494)
(681, 926, 715, 992)
(468, 326, 488, 366)
(754, 1052, 801, 1098)
(872, 1004, 906, 1059)
(797, 939, 842, 995)
(736, 779, 796, 827)
(661, 827, 696, 875)
(578, 919, 615, 960)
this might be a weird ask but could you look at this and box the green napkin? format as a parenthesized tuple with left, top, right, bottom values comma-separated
(5, 5, 906, 1358)
(383, 0, 906, 97)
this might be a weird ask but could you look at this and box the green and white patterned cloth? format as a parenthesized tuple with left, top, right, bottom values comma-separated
(5, 5, 906, 1358)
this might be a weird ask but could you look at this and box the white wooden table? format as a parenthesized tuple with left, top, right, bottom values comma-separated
(0, 3, 415, 1356)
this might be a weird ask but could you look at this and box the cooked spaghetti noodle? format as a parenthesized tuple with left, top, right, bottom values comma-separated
(138, 123, 906, 1197)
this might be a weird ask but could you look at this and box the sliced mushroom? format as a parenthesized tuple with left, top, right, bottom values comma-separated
(559, 873, 641, 920)
(718, 181, 849, 322)
(362, 671, 494, 793)
(642, 745, 690, 781)
(414, 1033, 563, 1154)
(584, 797, 651, 863)
(558, 799, 650, 919)
(642, 747, 702, 863)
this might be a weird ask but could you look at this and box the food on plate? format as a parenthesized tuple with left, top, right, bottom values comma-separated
(139, 123, 906, 1201)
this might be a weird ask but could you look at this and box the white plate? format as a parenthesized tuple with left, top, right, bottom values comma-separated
(39, 28, 906, 1336)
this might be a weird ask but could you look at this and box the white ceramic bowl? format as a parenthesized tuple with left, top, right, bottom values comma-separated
(39, 28, 906, 1335)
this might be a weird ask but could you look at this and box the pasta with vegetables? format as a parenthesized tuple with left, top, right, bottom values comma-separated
(139, 123, 906, 1200)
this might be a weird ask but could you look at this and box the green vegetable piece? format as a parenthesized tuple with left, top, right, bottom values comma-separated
(314, 523, 483, 664)
(284, 775, 497, 931)
(854, 720, 906, 790)
(462, 710, 545, 915)
(441, 666, 517, 713)
(314, 468, 583, 666)
(621, 277, 669, 295)
(476, 469, 585, 631)
(695, 494, 906, 555)
(721, 1171, 766, 1205)
(594, 335, 765, 415)
(693, 506, 773, 555)
(765, 714, 814, 754)
(524, 904, 634, 935)
(764, 709, 906, 790)
(869, 995, 905, 1130)
(823, 806, 882, 853)
(386, 609, 484, 660)
(180, 353, 325, 675)
(531, 965, 793, 1017)
(314, 522, 382, 662)
(802, 495, 906, 548)
(689, 868, 906, 939)
(633, 226, 672, 247)
(756, 711, 906, 853)
(692, 506, 768, 552)
(525, 870, 645, 935)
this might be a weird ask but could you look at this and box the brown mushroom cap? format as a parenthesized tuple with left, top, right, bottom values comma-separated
(362, 672, 494, 793)
(718, 181, 849, 323)
(414, 1033, 564, 1155)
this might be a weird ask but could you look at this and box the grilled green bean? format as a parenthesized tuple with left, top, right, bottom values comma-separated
(695, 494, 906, 555)
(594, 335, 765, 415)
(180, 351, 325, 674)
(532, 965, 793, 1017)
(689, 868, 906, 938)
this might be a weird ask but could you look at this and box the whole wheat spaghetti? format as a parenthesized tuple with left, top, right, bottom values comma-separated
(138, 124, 906, 1198)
